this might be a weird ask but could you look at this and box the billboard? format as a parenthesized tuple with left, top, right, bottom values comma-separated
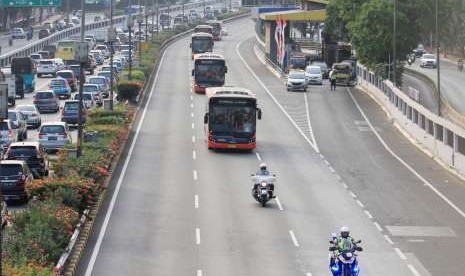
(2, 0, 61, 7)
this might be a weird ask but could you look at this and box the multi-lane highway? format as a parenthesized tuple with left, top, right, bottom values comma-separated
(72, 17, 465, 276)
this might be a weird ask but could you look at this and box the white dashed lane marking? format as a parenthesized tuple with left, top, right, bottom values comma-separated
(289, 230, 300, 247)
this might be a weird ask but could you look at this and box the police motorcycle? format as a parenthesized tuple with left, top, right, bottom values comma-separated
(329, 235, 362, 276)
(250, 173, 275, 207)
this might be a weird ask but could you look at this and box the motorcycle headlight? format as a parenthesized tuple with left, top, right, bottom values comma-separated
(352, 265, 359, 273)
(260, 182, 267, 187)
(331, 265, 339, 272)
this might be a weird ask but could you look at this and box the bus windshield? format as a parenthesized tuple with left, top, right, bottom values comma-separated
(194, 60, 225, 86)
(209, 102, 255, 136)
(192, 38, 212, 53)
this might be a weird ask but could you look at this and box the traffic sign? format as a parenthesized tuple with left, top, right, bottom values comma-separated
(2, 0, 62, 7)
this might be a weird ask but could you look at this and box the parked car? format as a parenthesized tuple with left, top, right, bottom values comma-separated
(38, 28, 51, 39)
(38, 122, 71, 152)
(56, 70, 77, 92)
(420, 53, 437, 68)
(49, 78, 71, 99)
(0, 160, 33, 202)
(4, 142, 49, 178)
(88, 76, 109, 97)
(7, 110, 27, 141)
(37, 59, 58, 77)
(83, 84, 102, 106)
(286, 70, 308, 92)
(0, 120, 18, 149)
(305, 65, 323, 85)
(61, 100, 86, 125)
(10, 28, 26, 39)
(29, 54, 42, 64)
(33, 90, 60, 113)
(15, 105, 41, 128)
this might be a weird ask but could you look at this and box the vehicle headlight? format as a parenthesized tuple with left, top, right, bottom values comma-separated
(260, 182, 267, 187)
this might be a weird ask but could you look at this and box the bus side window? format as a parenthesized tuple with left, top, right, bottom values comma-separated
(204, 113, 208, 124)
(257, 108, 262, 120)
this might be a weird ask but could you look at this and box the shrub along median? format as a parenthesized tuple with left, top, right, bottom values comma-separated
(1, 10, 250, 275)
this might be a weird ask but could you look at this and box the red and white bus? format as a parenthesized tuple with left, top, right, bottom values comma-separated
(204, 86, 262, 150)
(190, 32, 214, 59)
(192, 53, 227, 93)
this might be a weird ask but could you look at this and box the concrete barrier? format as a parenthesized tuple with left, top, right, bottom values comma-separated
(358, 64, 465, 179)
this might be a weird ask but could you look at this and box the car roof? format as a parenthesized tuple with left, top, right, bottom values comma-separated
(40, 121, 67, 127)
(57, 70, 73, 73)
(83, 83, 99, 86)
(36, 90, 55, 93)
(9, 141, 40, 148)
(0, 160, 26, 165)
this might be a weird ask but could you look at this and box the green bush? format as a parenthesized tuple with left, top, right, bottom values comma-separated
(117, 80, 143, 101)
(88, 107, 128, 120)
(121, 69, 146, 81)
(92, 115, 127, 125)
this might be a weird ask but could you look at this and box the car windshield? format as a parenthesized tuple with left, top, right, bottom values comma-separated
(50, 80, 65, 87)
(8, 147, 36, 158)
(89, 78, 105, 84)
(289, 72, 305, 79)
(423, 54, 435, 59)
(57, 72, 73, 78)
(7, 112, 16, 121)
(306, 67, 321, 74)
(36, 92, 54, 99)
(16, 105, 36, 112)
(209, 104, 255, 136)
(0, 122, 9, 131)
(64, 102, 79, 111)
(0, 164, 22, 176)
(312, 62, 327, 69)
(98, 72, 110, 79)
(96, 46, 107, 50)
(39, 60, 53, 65)
(40, 125, 65, 134)
(83, 85, 98, 92)
(30, 55, 41, 59)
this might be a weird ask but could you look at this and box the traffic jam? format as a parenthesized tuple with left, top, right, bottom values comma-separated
(0, 29, 134, 204)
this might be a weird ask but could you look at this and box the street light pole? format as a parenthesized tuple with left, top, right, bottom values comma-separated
(145, 0, 148, 42)
(151, 0, 155, 41)
(128, 0, 133, 80)
(77, 0, 86, 158)
(436, 0, 441, 116)
(393, 0, 397, 86)
(138, 15, 142, 60)
(109, 0, 114, 110)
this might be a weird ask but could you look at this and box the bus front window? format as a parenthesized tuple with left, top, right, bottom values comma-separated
(195, 64, 225, 86)
(210, 105, 255, 136)
(192, 39, 211, 53)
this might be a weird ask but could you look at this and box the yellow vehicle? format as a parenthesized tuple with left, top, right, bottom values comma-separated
(55, 40, 76, 61)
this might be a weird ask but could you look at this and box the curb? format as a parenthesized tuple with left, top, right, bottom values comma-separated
(61, 11, 251, 275)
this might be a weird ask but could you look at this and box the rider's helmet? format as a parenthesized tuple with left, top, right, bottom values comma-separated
(259, 163, 267, 171)
(340, 226, 350, 238)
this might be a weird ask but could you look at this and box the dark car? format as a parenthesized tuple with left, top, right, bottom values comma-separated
(38, 28, 51, 39)
(5, 142, 49, 178)
(33, 90, 60, 113)
(0, 160, 33, 202)
(61, 100, 86, 125)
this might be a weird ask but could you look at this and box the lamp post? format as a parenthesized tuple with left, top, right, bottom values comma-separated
(128, 15, 134, 80)
(436, 0, 441, 116)
(109, 0, 115, 110)
(151, 0, 155, 41)
(137, 14, 143, 61)
(77, 0, 86, 158)
(393, 0, 397, 86)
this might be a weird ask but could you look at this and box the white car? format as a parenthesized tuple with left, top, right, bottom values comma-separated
(11, 28, 26, 39)
(305, 65, 323, 85)
(95, 44, 110, 58)
(37, 59, 59, 77)
(420, 53, 437, 68)
(221, 27, 228, 36)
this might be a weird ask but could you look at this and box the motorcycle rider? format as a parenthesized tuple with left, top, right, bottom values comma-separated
(329, 226, 363, 267)
(252, 163, 275, 199)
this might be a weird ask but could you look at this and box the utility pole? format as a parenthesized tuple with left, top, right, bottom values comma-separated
(436, 0, 441, 116)
(156, 0, 159, 35)
(151, 0, 155, 41)
(145, 0, 148, 42)
(77, 0, 86, 157)
(128, 0, 133, 80)
(138, 13, 143, 61)
(393, 0, 397, 86)
(109, 0, 114, 110)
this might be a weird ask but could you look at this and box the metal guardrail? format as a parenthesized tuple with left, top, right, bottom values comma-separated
(358, 64, 465, 177)
(0, 0, 225, 67)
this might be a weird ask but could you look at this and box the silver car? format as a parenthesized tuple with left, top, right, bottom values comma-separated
(0, 120, 18, 150)
(38, 122, 72, 152)
(286, 70, 308, 92)
(16, 105, 42, 129)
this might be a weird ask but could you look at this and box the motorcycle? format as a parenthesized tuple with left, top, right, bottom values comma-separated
(251, 173, 275, 207)
(329, 239, 362, 276)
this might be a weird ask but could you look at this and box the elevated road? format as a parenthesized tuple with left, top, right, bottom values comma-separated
(75, 17, 465, 276)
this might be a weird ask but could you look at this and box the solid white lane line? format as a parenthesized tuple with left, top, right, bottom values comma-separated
(384, 234, 394, 245)
(374, 222, 383, 232)
(192, 135, 196, 143)
(364, 210, 373, 219)
(196, 228, 201, 245)
(275, 196, 284, 211)
(408, 264, 422, 276)
(192, 122, 195, 129)
(349, 191, 357, 198)
(255, 152, 262, 161)
(347, 87, 465, 220)
(193, 170, 198, 180)
(195, 195, 199, 209)
(197, 270, 203, 276)
(289, 230, 300, 247)
(236, 38, 319, 153)
(84, 40, 169, 276)
(356, 200, 365, 208)
(304, 93, 320, 152)
(193, 150, 197, 160)
(394, 247, 407, 260)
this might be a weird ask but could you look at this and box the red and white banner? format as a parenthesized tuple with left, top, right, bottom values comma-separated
(274, 15, 287, 66)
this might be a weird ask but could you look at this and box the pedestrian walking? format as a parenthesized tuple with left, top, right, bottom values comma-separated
(329, 70, 337, 91)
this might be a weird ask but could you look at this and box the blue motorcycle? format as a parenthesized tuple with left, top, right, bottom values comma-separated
(329, 239, 362, 276)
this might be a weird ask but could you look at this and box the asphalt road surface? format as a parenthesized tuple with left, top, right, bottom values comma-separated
(72, 17, 465, 276)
